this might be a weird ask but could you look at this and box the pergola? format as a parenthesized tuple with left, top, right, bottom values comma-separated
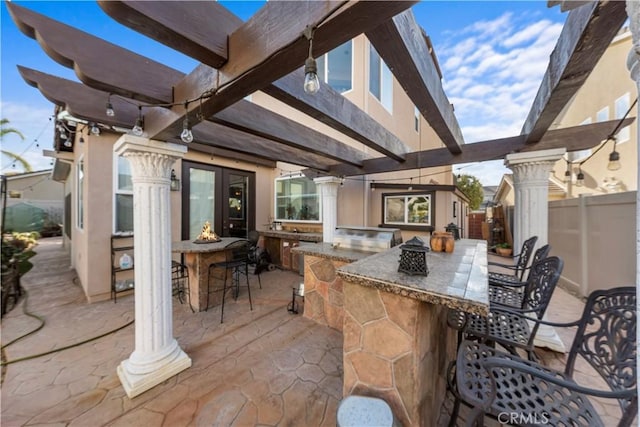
(7, 0, 634, 401)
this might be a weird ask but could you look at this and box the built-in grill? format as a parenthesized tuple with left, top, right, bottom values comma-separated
(333, 226, 402, 252)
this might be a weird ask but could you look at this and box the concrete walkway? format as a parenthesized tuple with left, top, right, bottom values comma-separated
(1, 238, 342, 426)
(1, 238, 624, 426)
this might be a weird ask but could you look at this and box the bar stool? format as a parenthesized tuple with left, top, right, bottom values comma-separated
(207, 239, 253, 323)
(171, 260, 193, 312)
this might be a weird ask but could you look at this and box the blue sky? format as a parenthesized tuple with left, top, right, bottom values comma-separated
(0, 1, 567, 184)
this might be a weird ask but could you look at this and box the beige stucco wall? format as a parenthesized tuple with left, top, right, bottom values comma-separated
(552, 30, 637, 196)
(548, 191, 636, 297)
(5, 171, 62, 201)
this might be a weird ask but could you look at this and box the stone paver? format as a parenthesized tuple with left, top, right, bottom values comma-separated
(1, 238, 343, 427)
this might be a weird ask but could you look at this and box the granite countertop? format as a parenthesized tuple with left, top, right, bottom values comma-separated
(172, 237, 244, 253)
(292, 242, 377, 263)
(337, 239, 489, 315)
(259, 230, 323, 242)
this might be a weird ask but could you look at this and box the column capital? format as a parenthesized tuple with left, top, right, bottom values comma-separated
(114, 135, 187, 183)
(628, 0, 640, 80)
(313, 176, 342, 186)
(114, 134, 187, 158)
(504, 148, 566, 167)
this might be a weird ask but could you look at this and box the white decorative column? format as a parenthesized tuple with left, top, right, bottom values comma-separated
(114, 135, 190, 398)
(504, 148, 566, 252)
(626, 3, 640, 421)
(314, 176, 342, 243)
(505, 148, 566, 353)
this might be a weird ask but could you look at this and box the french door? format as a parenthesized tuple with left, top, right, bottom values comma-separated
(181, 161, 255, 240)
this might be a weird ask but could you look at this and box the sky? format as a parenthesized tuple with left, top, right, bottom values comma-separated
(0, 0, 568, 185)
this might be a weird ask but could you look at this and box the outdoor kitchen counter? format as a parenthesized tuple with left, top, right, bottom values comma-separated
(259, 230, 323, 272)
(292, 242, 375, 263)
(259, 230, 323, 242)
(337, 239, 489, 316)
(336, 238, 489, 427)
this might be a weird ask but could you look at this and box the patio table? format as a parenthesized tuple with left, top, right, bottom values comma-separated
(172, 238, 244, 311)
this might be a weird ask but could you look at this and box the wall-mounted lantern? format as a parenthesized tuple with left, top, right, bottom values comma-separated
(170, 169, 181, 191)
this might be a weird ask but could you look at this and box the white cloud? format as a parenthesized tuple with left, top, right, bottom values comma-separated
(502, 20, 555, 48)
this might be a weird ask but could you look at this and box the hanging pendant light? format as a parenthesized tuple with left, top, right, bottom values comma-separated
(132, 106, 144, 136)
(303, 26, 320, 95)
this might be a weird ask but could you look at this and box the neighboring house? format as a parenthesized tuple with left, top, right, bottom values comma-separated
(550, 27, 637, 197)
(47, 33, 469, 303)
(1, 169, 63, 233)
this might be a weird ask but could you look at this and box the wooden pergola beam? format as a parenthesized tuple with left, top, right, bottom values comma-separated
(97, 1, 240, 69)
(7, 2, 181, 105)
(522, 0, 628, 142)
(17, 66, 331, 170)
(366, 10, 464, 154)
(143, 1, 417, 141)
(9, 6, 366, 167)
(99, 1, 410, 161)
(328, 119, 634, 177)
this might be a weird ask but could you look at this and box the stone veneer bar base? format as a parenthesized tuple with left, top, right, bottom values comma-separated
(342, 281, 456, 427)
(302, 255, 347, 331)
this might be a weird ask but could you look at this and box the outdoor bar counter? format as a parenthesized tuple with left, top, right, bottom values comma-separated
(172, 238, 244, 311)
(294, 239, 488, 427)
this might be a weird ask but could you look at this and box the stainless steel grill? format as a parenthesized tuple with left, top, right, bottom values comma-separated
(333, 226, 402, 252)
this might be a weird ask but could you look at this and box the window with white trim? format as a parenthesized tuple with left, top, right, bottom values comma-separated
(316, 40, 353, 93)
(615, 93, 630, 143)
(77, 157, 84, 230)
(275, 175, 321, 222)
(567, 118, 592, 162)
(414, 106, 420, 132)
(383, 194, 432, 226)
(369, 44, 393, 112)
(596, 106, 609, 123)
(113, 155, 133, 233)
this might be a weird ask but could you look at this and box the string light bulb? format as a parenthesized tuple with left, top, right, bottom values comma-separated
(575, 169, 584, 187)
(63, 139, 72, 148)
(563, 169, 571, 183)
(607, 150, 621, 171)
(132, 106, 144, 136)
(181, 117, 194, 143)
(90, 123, 100, 135)
(105, 95, 115, 117)
(303, 26, 320, 95)
(408, 177, 413, 191)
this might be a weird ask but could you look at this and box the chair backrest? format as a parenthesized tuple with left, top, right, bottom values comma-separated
(248, 230, 260, 247)
(513, 235, 538, 280)
(521, 244, 551, 282)
(225, 239, 250, 263)
(565, 286, 637, 417)
(521, 255, 563, 319)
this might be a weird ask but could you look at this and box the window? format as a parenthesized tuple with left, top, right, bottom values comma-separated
(383, 193, 432, 227)
(414, 106, 420, 132)
(77, 157, 84, 230)
(596, 106, 609, 123)
(615, 93, 630, 143)
(316, 40, 353, 93)
(369, 44, 393, 112)
(567, 118, 592, 162)
(8, 190, 21, 198)
(275, 175, 320, 222)
(113, 155, 133, 233)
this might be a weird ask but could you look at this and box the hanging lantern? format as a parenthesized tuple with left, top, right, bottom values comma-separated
(398, 236, 429, 276)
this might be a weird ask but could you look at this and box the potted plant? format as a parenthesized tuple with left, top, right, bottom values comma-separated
(495, 242, 512, 257)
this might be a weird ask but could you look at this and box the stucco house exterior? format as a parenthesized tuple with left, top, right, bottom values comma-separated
(47, 33, 469, 303)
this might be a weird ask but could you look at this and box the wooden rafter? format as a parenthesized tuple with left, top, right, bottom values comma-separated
(522, 0, 628, 142)
(99, 1, 410, 161)
(366, 10, 464, 154)
(328, 119, 634, 177)
(141, 1, 417, 142)
(97, 1, 239, 68)
(8, 4, 367, 168)
(17, 66, 332, 170)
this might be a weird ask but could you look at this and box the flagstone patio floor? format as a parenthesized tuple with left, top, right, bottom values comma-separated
(0, 237, 625, 426)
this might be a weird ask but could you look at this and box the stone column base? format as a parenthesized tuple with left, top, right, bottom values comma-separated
(117, 346, 191, 398)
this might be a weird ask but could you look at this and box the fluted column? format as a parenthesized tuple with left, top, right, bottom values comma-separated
(314, 176, 342, 243)
(505, 148, 566, 353)
(114, 135, 190, 398)
(504, 148, 566, 251)
(626, 3, 640, 418)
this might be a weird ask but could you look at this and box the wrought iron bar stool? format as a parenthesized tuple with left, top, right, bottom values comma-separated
(171, 260, 193, 312)
(488, 235, 537, 286)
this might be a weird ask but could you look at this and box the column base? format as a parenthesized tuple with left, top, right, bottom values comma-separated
(117, 347, 191, 398)
(533, 323, 566, 353)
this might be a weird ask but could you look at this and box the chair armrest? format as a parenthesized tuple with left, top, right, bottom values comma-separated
(491, 306, 580, 328)
(488, 261, 518, 269)
(489, 281, 526, 290)
(482, 357, 637, 400)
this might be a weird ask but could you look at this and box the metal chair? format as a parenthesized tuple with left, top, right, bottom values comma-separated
(488, 244, 551, 308)
(171, 260, 193, 312)
(206, 239, 253, 323)
(488, 235, 537, 285)
(449, 256, 563, 361)
(247, 230, 262, 288)
(450, 286, 637, 427)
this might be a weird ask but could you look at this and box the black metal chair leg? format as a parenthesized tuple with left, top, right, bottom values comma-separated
(220, 266, 229, 323)
(245, 264, 253, 311)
